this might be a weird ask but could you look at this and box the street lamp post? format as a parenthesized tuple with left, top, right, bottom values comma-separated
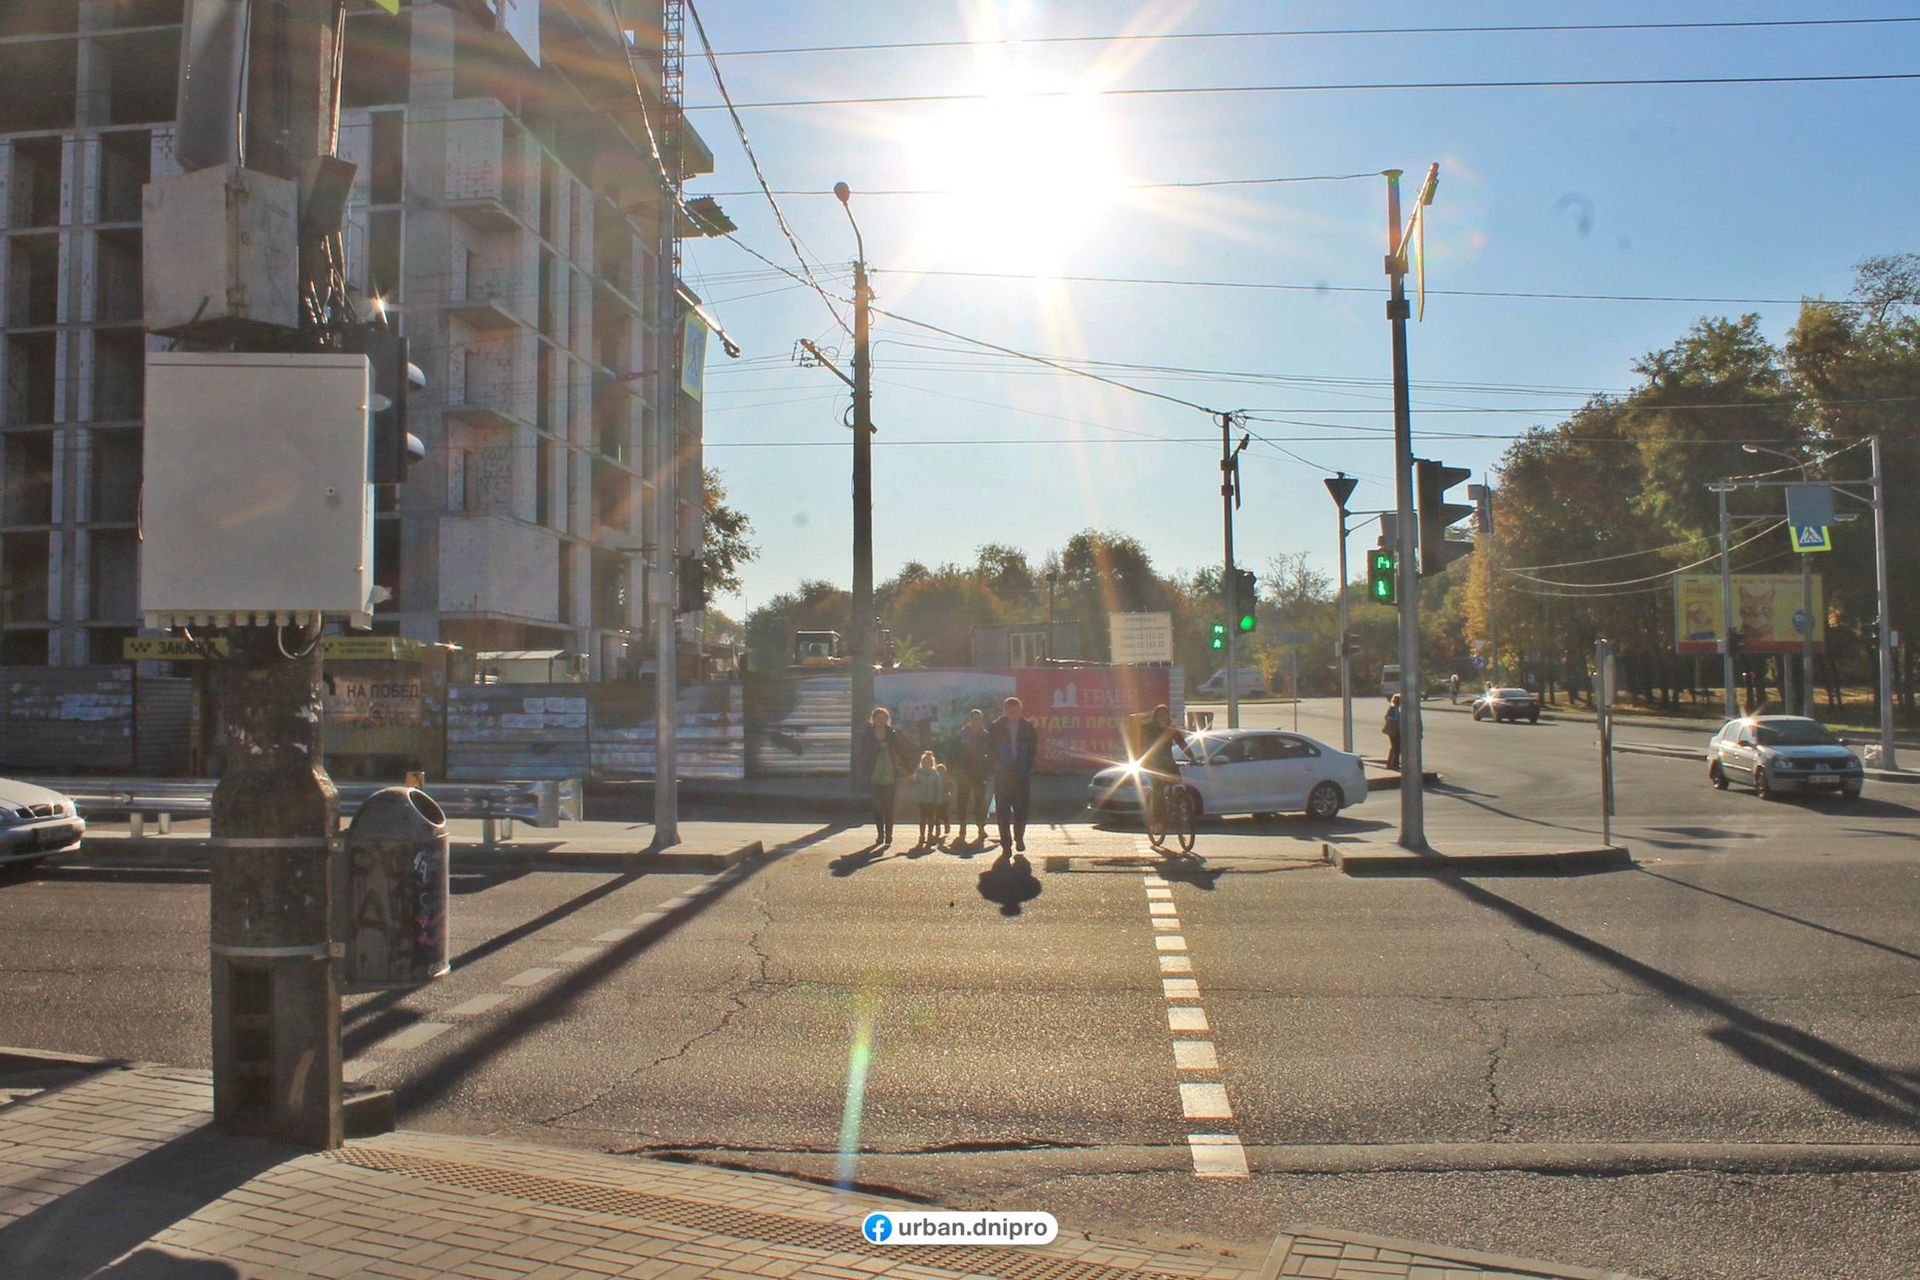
(1743, 444, 1814, 717)
(1324, 473, 1358, 753)
(835, 182, 875, 784)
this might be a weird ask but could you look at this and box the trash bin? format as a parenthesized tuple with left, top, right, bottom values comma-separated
(341, 786, 449, 992)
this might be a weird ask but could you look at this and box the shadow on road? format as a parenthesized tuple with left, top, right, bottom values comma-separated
(389, 821, 849, 1116)
(1440, 875, 1920, 1129)
(1635, 866, 1920, 965)
(977, 852, 1042, 916)
(828, 841, 889, 876)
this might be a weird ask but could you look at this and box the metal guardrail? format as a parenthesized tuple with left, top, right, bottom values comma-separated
(25, 777, 582, 850)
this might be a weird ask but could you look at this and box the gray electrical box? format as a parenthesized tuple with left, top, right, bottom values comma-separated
(141, 352, 375, 629)
(142, 164, 300, 337)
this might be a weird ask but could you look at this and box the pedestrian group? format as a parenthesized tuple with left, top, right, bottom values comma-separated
(858, 696, 1039, 857)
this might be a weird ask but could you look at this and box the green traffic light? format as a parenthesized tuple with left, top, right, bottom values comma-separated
(1237, 614, 1256, 632)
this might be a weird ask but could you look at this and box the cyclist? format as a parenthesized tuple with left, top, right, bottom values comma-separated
(1137, 704, 1189, 841)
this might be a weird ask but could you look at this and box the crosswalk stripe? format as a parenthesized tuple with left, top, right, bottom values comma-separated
(1188, 1134, 1250, 1178)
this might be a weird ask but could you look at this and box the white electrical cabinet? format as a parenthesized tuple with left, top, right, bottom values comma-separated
(142, 352, 375, 629)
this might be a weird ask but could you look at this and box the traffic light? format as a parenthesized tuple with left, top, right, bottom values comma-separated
(1725, 627, 1742, 657)
(355, 326, 426, 486)
(1341, 630, 1361, 657)
(1416, 459, 1475, 576)
(1209, 622, 1227, 651)
(1368, 549, 1397, 605)
(1233, 569, 1257, 632)
(676, 555, 705, 614)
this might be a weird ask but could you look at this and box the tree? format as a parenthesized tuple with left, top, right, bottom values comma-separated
(1852, 253, 1920, 325)
(744, 579, 850, 673)
(700, 468, 757, 604)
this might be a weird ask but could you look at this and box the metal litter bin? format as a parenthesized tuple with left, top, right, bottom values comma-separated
(341, 786, 449, 992)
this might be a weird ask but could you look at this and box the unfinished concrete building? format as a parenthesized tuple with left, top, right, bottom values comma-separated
(0, 0, 710, 678)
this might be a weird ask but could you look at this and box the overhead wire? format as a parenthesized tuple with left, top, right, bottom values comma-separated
(1503, 520, 1786, 589)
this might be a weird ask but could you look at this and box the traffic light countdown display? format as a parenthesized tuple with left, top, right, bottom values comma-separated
(1369, 550, 1397, 605)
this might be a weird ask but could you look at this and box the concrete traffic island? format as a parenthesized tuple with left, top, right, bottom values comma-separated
(1324, 837, 1632, 876)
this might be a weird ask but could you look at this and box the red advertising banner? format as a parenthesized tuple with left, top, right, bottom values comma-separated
(1014, 667, 1175, 772)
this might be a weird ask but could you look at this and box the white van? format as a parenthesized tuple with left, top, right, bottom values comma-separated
(1380, 664, 1402, 697)
(1198, 667, 1267, 698)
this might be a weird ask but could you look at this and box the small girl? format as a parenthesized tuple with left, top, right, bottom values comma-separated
(935, 762, 953, 842)
(913, 750, 943, 847)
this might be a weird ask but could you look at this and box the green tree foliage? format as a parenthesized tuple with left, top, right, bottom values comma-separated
(700, 468, 757, 604)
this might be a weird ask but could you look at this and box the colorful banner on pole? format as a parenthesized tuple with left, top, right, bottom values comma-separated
(1674, 573, 1824, 654)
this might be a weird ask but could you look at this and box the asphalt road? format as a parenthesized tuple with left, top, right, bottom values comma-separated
(3, 699, 1918, 1279)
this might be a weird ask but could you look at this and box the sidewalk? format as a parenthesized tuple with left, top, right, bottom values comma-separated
(0, 1052, 1640, 1280)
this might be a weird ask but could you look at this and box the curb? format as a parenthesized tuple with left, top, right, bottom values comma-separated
(1265, 1224, 1640, 1280)
(66, 836, 766, 874)
(1363, 768, 1441, 792)
(1325, 841, 1632, 876)
(0, 1045, 123, 1073)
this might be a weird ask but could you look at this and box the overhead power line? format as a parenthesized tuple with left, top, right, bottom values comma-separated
(1504, 520, 1785, 589)
(703, 17, 1920, 59)
(701, 171, 1382, 197)
(686, 72, 1920, 113)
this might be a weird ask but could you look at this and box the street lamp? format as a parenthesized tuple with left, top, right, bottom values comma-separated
(1742, 443, 1815, 717)
(836, 182, 876, 781)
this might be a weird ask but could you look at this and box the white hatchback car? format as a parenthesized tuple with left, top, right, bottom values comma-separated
(1089, 728, 1368, 822)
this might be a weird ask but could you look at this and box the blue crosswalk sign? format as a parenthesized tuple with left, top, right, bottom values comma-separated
(1792, 524, 1832, 554)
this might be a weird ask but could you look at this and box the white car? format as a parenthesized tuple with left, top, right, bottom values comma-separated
(1089, 728, 1367, 822)
(1196, 667, 1267, 698)
(0, 778, 86, 866)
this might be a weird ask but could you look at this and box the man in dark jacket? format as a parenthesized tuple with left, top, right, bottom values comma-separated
(949, 708, 994, 844)
(987, 696, 1040, 853)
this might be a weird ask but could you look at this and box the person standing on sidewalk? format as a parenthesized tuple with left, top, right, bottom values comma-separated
(1449, 673, 1461, 704)
(857, 707, 912, 845)
(988, 696, 1040, 853)
(1384, 693, 1403, 772)
(950, 708, 994, 844)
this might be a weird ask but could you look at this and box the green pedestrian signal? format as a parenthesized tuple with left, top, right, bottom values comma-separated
(1209, 622, 1227, 651)
(1369, 550, 1397, 605)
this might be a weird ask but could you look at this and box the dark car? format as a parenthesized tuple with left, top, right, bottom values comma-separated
(1707, 716, 1863, 800)
(1471, 686, 1540, 724)
(0, 778, 86, 866)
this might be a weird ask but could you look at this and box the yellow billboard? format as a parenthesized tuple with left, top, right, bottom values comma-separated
(1674, 573, 1824, 654)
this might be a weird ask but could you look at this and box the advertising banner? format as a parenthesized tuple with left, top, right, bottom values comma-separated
(873, 667, 1178, 773)
(1674, 573, 1824, 654)
(1108, 612, 1173, 664)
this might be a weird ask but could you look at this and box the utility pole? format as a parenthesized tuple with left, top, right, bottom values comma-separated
(1384, 166, 1437, 851)
(1871, 434, 1898, 769)
(1484, 479, 1498, 689)
(1324, 473, 1358, 752)
(650, 26, 686, 846)
(1716, 481, 1737, 717)
(837, 184, 876, 775)
(1220, 414, 1247, 728)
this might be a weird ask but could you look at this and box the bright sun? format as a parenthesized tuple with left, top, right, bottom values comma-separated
(899, 86, 1127, 274)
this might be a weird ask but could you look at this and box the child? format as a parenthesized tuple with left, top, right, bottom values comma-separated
(913, 750, 943, 848)
(935, 762, 953, 842)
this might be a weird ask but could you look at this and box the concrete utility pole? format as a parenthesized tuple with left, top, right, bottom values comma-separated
(650, 147, 683, 848)
(837, 184, 876, 776)
(1717, 481, 1737, 718)
(1219, 414, 1248, 729)
(1325, 473, 1358, 753)
(1384, 166, 1437, 851)
(173, 0, 346, 1148)
(1870, 435, 1898, 769)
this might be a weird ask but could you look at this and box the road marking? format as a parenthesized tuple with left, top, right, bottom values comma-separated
(1159, 955, 1193, 974)
(1148, 901, 1179, 917)
(379, 1022, 453, 1052)
(548, 945, 603, 965)
(1162, 978, 1201, 999)
(1145, 886, 1174, 900)
(630, 910, 667, 927)
(1143, 874, 1168, 886)
(1155, 935, 1187, 952)
(1152, 918, 1181, 932)
(442, 992, 511, 1018)
(1188, 1134, 1250, 1179)
(1168, 1007, 1209, 1033)
(658, 895, 695, 911)
(1179, 1082, 1233, 1120)
(342, 1058, 380, 1083)
(592, 927, 636, 944)
(503, 967, 560, 988)
(1173, 1040, 1218, 1070)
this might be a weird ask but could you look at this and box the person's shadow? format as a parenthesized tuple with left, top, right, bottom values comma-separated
(829, 842, 888, 876)
(977, 851, 1042, 916)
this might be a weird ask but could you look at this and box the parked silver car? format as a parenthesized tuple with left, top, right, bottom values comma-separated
(1707, 716, 1863, 800)
(0, 778, 87, 865)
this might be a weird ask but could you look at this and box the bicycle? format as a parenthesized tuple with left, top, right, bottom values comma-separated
(1142, 774, 1197, 854)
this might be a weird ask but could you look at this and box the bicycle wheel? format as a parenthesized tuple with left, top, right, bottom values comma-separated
(1143, 783, 1167, 846)
(1169, 787, 1197, 854)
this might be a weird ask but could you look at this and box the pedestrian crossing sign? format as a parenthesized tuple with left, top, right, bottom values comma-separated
(1792, 524, 1832, 554)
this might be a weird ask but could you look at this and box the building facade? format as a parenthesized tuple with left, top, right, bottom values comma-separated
(0, 0, 707, 678)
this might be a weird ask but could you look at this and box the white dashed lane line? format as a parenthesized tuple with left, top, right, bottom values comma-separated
(1136, 862, 1248, 1178)
(502, 966, 561, 988)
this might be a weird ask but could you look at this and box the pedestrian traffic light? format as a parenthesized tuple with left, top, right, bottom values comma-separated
(352, 325, 426, 486)
(675, 555, 705, 614)
(1234, 569, 1257, 632)
(1209, 622, 1227, 651)
(1416, 459, 1476, 576)
(1341, 630, 1361, 657)
(1368, 550, 1397, 605)
(1725, 627, 1742, 657)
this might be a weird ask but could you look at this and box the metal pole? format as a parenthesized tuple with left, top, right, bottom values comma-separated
(1719, 483, 1737, 718)
(1801, 553, 1814, 718)
(651, 108, 681, 846)
(1337, 506, 1352, 752)
(1047, 572, 1057, 662)
(1292, 649, 1299, 732)
(1221, 413, 1240, 729)
(1385, 170, 1424, 850)
(849, 256, 875, 781)
(1485, 479, 1498, 689)
(1872, 434, 1898, 769)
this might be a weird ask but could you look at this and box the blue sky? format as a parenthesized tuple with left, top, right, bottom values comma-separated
(675, 1, 1920, 620)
